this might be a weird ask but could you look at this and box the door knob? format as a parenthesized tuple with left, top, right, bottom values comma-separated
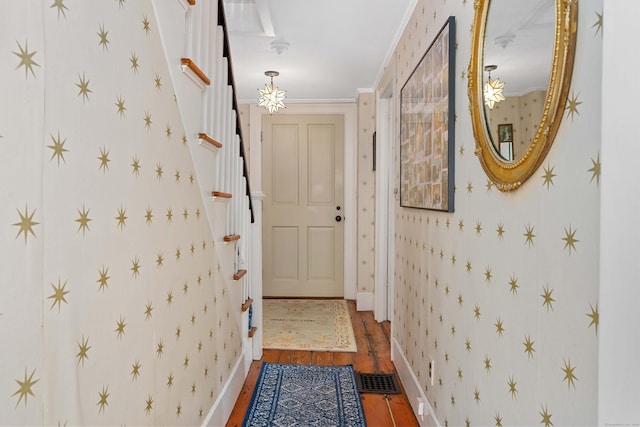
(335, 215, 342, 222)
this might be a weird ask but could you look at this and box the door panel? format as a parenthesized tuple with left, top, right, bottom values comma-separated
(263, 114, 344, 297)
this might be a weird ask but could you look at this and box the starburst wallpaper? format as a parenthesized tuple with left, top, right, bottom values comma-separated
(1, 1, 241, 425)
(387, 0, 602, 425)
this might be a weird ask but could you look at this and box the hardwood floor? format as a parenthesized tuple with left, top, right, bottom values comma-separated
(225, 300, 419, 427)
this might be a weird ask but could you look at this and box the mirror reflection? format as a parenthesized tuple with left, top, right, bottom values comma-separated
(482, 0, 555, 162)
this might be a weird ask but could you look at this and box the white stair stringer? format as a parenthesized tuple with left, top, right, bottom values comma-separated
(151, 1, 255, 425)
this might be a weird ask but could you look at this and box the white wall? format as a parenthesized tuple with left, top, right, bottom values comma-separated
(598, 1, 640, 424)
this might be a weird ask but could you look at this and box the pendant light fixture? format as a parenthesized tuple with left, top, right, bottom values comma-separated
(483, 65, 505, 110)
(257, 70, 286, 114)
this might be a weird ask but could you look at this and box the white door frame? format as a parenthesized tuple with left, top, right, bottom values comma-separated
(374, 78, 397, 322)
(249, 102, 358, 301)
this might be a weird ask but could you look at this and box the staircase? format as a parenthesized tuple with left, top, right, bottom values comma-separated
(152, 0, 261, 422)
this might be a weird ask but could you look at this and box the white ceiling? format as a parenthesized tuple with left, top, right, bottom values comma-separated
(222, 0, 417, 104)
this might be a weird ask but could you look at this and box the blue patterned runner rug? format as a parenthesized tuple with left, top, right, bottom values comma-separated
(242, 362, 367, 426)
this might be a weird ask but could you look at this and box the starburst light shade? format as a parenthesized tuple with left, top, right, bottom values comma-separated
(483, 65, 505, 110)
(258, 70, 286, 114)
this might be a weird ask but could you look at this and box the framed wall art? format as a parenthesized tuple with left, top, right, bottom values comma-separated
(400, 16, 456, 211)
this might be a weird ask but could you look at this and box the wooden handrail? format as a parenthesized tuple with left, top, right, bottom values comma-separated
(187, 0, 195, 5)
(198, 132, 222, 148)
(223, 234, 240, 243)
(233, 269, 247, 281)
(181, 58, 211, 85)
(248, 327, 257, 338)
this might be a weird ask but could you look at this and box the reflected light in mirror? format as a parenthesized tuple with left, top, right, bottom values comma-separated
(483, 65, 505, 109)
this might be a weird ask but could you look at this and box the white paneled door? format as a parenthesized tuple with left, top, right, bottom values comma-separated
(263, 114, 344, 297)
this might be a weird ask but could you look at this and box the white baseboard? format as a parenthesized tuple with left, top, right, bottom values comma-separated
(356, 291, 374, 311)
(392, 337, 440, 427)
(203, 348, 249, 427)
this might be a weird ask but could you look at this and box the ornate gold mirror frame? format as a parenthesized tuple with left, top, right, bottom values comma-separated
(468, 0, 578, 191)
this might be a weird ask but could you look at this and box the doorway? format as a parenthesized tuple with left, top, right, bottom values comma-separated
(262, 114, 345, 297)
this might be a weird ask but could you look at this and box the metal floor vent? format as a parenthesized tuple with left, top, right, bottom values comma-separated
(355, 372, 401, 394)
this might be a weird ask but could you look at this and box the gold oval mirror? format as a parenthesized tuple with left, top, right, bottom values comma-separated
(468, 0, 578, 191)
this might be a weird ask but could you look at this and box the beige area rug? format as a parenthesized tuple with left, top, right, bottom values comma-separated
(263, 299, 357, 352)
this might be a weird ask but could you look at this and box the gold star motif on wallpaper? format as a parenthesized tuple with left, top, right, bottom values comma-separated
(523, 335, 536, 359)
(450, 254, 457, 265)
(145, 395, 154, 415)
(131, 256, 141, 278)
(473, 387, 480, 403)
(191, 314, 196, 325)
(465, 338, 472, 353)
(484, 179, 493, 192)
(129, 51, 140, 74)
(176, 248, 182, 260)
(75, 72, 92, 103)
(145, 207, 154, 224)
(190, 174, 195, 184)
(588, 154, 601, 186)
(144, 302, 153, 319)
(494, 412, 503, 427)
(97, 24, 109, 50)
(196, 208, 201, 218)
(523, 223, 536, 247)
(496, 222, 505, 239)
(153, 74, 163, 93)
(48, 131, 69, 165)
(13, 40, 40, 79)
(466, 181, 473, 194)
(166, 208, 174, 222)
(475, 221, 482, 235)
(592, 11, 603, 37)
(484, 267, 493, 283)
(458, 220, 464, 231)
(144, 111, 153, 130)
(539, 404, 553, 427)
(97, 266, 110, 292)
(562, 225, 579, 253)
(156, 252, 164, 268)
(184, 354, 190, 368)
(182, 134, 188, 145)
(183, 208, 189, 220)
(507, 376, 518, 399)
(13, 205, 39, 243)
(166, 291, 173, 305)
(116, 95, 126, 117)
(97, 386, 109, 414)
(457, 367, 463, 381)
(191, 383, 196, 394)
(586, 303, 599, 334)
(176, 326, 182, 339)
(98, 146, 110, 172)
(465, 260, 472, 273)
(50, 0, 69, 19)
(115, 206, 127, 229)
(131, 360, 141, 380)
(176, 403, 182, 416)
(75, 205, 92, 235)
(76, 336, 91, 366)
(457, 294, 463, 306)
(48, 278, 70, 311)
(115, 316, 126, 338)
(143, 16, 151, 35)
(155, 163, 163, 179)
(167, 373, 174, 389)
(131, 155, 141, 175)
(542, 164, 556, 189)
(12, 368, 39, 407)
(473, 305, 481, 321)
(450, 394, 455, 407)
(508, 275, 519, 295)
(541, 285, 556, 311)
(175, 169, 181, 182)
(562, 358, 578, 389)
(495, 317, 505, 337)
(565, 90, 582, 121)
